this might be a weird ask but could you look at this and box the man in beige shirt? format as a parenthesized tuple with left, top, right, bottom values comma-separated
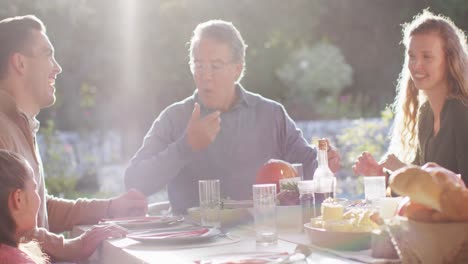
(0, 15, 148, 262)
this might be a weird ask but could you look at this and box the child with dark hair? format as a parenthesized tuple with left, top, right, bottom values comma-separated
(0, 150, 47, 263)
(0, 149, 128, 263)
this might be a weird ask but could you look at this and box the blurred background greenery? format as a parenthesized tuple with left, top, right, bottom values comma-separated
(2, 0, 466, 199)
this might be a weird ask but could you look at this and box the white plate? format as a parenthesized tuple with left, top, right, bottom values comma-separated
(101, 215, 184, 229)
(127, 227, 220, 244)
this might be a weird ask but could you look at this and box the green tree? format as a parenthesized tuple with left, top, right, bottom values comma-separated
(276, 42, 353, 119)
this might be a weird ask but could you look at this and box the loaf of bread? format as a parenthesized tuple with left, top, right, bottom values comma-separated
(389, 166, 442, 211)
(437, 181, 468, 221)
(390, 165, 468, 222)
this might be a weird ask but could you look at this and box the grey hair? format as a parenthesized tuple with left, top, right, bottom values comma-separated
(188, 20, 247, 81)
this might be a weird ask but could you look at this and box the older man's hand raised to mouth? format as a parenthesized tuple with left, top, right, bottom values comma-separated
(186, 103, 221, 152)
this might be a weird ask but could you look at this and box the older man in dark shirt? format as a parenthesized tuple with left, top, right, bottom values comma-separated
(125, 20, 340, 213)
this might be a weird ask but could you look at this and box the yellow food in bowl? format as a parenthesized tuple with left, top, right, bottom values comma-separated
(311, 208, 379, 232)
(322, 203, 344, 221)
(323, 219, 355, 232)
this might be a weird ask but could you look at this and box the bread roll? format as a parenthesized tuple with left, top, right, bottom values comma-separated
(390, 165, 468, 221)
(438, 182, 468, 221)
(389, 166, 442, 211)
(403, 201, 439, 222)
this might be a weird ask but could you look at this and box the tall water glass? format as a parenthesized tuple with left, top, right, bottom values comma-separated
(364, 176, 386, 202)
(253, 184, 277, 245)
(199, 179, 221, 228)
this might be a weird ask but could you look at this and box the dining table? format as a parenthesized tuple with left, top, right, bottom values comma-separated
(71, 214, 401, 264)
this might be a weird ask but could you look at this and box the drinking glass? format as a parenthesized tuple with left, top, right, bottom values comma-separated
(376, 197, 403, 219)
(199, 179, 221, 228)
(253, 184, 277, 245)
(363, 176, 386, 202)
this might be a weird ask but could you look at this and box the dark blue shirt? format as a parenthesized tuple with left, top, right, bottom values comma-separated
(125, 85, 318, 213)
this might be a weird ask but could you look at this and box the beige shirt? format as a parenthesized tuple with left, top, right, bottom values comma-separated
(0, 90, 112, 261)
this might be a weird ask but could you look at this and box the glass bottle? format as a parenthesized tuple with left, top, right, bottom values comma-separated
(313, 139, 336, 216)
(298, 180, 316, 229)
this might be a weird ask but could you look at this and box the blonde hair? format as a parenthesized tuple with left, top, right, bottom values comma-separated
(389, 9, 468, 163)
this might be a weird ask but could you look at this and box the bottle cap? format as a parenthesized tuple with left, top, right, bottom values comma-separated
(318, 139, 328, 151)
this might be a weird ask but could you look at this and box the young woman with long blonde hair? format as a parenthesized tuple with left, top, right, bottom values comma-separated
(354, 10, 468, 184)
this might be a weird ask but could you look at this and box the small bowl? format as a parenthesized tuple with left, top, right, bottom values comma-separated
(304, 223, 371, 251)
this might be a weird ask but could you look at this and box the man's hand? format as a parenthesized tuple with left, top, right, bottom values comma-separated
(70, 224, 128, 261)
(108, 189, 148, 218)
(353, 151, 384, 176)
(186, 103, 221, 151)
(323, 138, 340, 173)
